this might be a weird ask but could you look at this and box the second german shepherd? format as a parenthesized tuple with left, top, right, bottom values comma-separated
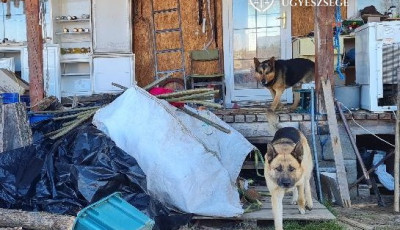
(264, 127, 313, 230)
(254, 57, 314, 112)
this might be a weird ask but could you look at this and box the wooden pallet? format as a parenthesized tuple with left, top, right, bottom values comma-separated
(193, 189, 335, 222)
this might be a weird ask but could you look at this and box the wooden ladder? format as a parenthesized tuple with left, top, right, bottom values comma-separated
(150, 0, 186, 86)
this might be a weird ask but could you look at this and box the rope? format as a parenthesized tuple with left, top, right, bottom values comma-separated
(339, 101, 396, 148)
(334, 4, 345, 80)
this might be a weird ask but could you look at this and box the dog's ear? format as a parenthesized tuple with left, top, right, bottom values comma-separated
(265, 144, 278, 163)
(268, 57, 276, 67)
(254, 57, 260, 68)
(291, 142, 304, 163)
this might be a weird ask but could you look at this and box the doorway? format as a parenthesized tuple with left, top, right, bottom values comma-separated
(222, 0, 292, 106)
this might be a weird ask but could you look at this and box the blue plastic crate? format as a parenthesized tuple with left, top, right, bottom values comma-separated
(29, 114, 54, 124)
(0, 93, 20, 104)
(74, 193, 155, 230)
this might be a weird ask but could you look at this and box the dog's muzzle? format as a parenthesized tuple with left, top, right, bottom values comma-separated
(261, 79, 268, 87)
(278, 178, 293, 188)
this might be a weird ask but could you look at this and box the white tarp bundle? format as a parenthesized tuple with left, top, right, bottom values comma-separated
(93, 86, 254, 217)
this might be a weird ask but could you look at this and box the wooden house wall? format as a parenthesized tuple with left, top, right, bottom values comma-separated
(134, 0, 347, 86)
(133, 0, 223, 87)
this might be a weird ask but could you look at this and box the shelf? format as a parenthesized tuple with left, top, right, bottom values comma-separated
(56, 32, 91, 35)
(61, 59, 91, 63)
(55, 19, 91, 23)
(61, 73, 91, 76)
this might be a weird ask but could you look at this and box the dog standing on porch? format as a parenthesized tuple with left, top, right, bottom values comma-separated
(254, 57, 314, 112)
(264, 127, 314, 230)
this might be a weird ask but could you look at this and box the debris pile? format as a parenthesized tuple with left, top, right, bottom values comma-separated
(0, 76, 255, 229)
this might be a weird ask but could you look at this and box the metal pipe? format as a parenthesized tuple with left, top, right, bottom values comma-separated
(336, 100, 372, 188)
(311, 87, 323, 202)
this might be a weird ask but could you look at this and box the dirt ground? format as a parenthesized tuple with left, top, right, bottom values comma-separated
(178, 195, 400, 230)
(334, 195, 400, 230)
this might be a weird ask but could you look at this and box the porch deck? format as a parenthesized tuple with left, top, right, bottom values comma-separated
(213, 107, 396, 145)
(193, 187, 335, 222)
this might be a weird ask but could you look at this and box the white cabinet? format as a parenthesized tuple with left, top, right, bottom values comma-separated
(92, 0, 132, 54)
(93, 55, 134, 93)
(22, 45, 61, 99)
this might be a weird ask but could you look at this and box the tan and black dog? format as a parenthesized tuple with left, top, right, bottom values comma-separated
(264, 127, 313, 230)
(254, 57, 314, 112)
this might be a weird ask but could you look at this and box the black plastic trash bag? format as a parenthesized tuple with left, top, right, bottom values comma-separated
(0, 122, 191, 230)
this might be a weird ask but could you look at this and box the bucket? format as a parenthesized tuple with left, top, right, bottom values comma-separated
(0, 93, 20, 104)
(73, 193, 154, 230)
(334, 85, 361, 110)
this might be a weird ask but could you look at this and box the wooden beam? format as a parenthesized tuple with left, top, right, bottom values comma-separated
(395, 68, 400, 212)
(322, 80, 351, 208)
(26, 0, 44, 111)
(315, 4, 351, 208)
(0, 208, 75, 230)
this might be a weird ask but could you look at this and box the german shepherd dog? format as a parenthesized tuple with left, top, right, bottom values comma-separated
(254, 57, 314, 112)
(264, 127, 313, 230)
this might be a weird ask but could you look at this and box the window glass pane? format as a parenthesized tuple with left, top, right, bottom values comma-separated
(233, 29, 257, 60)
(257, 13, 280, 28)
(234, 59, 260, 89)
(233, 0, 256, 29)
(232, 0, 282, 91)
(257, 27, 280, 59)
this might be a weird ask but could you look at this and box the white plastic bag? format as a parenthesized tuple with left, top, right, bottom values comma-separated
(373, 151, 394, 191)
(93, 86, 254, 217)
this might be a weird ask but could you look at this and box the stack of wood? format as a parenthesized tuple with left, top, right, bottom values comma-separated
(156, 88, 221, 109)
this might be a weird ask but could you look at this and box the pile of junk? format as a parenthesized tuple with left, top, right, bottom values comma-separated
(0, 74, 256, 230)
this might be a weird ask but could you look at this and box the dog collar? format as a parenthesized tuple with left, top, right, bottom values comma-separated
(263, 76, 277, 87)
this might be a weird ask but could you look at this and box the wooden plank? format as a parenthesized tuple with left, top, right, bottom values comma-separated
(246, 136, 273, 144)
(395, 68, 400, 212)
(0, 103, 33, 153)
(230, 122, 299, 138)
(194, 207, 335, 221)
(26, 0, 44, 111)
(322, 80, 351, 208)
(339, 217, 374, 230)
(193, 186, 335, 221)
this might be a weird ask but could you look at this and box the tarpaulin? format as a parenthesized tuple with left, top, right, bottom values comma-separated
(0, 122, 191, 230)
(93, 86, 255, 217)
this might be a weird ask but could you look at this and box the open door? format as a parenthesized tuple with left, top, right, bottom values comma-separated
(223, 0, 292, 106)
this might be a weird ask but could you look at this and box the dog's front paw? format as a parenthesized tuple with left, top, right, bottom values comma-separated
(306, 203, 313, 211)
(298, 207, 306, 214)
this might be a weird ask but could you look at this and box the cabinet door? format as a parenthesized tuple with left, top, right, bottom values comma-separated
(22, 47, 61, 99)
(93, 56, 133, 93)
(92, 0, 132, 53)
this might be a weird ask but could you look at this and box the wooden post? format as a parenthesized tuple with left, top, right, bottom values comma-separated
(26, 0, 44, 110)
(314, 5, 335, 94)
(315, 5, 351, 207)
(395, 68, 400, 212)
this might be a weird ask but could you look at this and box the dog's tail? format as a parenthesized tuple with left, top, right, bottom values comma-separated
(266, 110, 281, 133)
